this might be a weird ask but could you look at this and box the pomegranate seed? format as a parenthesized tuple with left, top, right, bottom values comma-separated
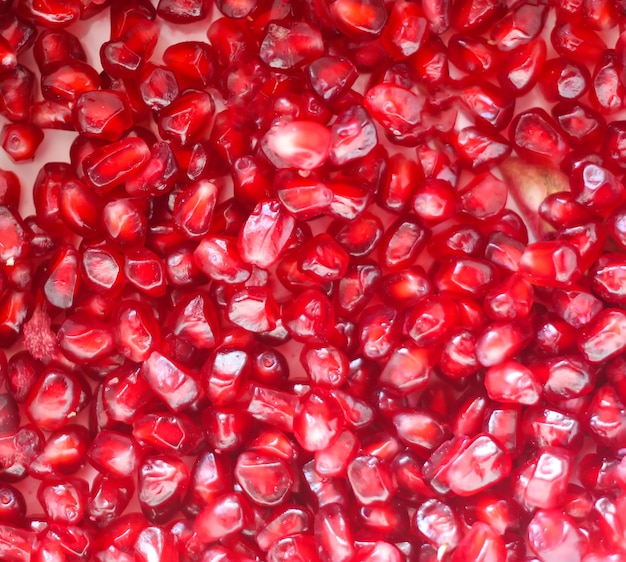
(0, 65, 35, 122)
(450, 521, 506, 562)
(381, 0, 428, 60)
(260, 21, 323, 70)
(485, 361, 542, 405)
(125, 141, 179, 196)
(513, 447, 573, 510)
(364, 83, 424, 137)
(261, 120, 331, 170)
(0, 170, 20, 209)
(137, 454, 189, 524)
(379, 216, 428, 270)
(0, 206, 29, 265)
(235, 451, 293, 507)
(1, 122, 44, 162)
(41, 60, 100, 104)
(293, 388, 344, 452)
(162, 41, 215, 90)
(530, 355, 597, 401)
(194, 492, 252, 543)
(156, 0, 210, 22)
(307, 55, 356, 104)
(586, 385, 626, 450)
(83, 136, 150, 195)
(57, 313, 115, 363)
(520, 240, 582, 288)
(579, 309, 626, 363)
(540, 58, 590, 105)
(314, 503, 355, 562)
(570, 163, 626, 217)
(87, 429, 141, 478)
(329, 0, 387, 38)
(238, 200, 296, 268)
(475, 320, 528, 367)
(510, 108, 569, 165)
(0, 483, 26, 524)
(72, 90, 132, 141)
(551, 21, 606, 63)
(157, 90, 215, 146)
(590, 50, 625, 115)
(0, 524, 34, 562)
(527, 509, 589, 561)
(329, 106, 378, 168)
(522, 404, 583, 451)
(25, 367, 84, 432)
(437, 434, 512, 495)
(141, 351, 201, 412)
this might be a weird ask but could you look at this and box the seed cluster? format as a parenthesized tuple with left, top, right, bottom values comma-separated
(1, 0, 626, 561)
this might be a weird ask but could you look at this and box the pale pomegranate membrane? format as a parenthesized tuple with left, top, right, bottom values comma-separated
(1, 0, 626, 561)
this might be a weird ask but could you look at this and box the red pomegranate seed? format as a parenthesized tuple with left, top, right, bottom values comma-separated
(162, 41, 215, 90)
(1, 122, 44, 162)
(41, 60, 100, 103)
(522, 404, 583, 451)
(527, 509, 589, 561)
(475, 320, 528, 367)
(141, 351, 201, 412)
(25, 367, 84, 432)
(579, 309, 626, 363)
(0, 524, 34, 561)
(194, 492, 252, 543)
(590, 50, 625, 115)
(510, 108, 569, 165)
(157, 90, 215, 146)
(459, 172, 508, 220)
(498, 37, 547, 97)
(570, 162, 626, 217)
(57, 313, 115, 363)
(261, 120, 331, 170)
(307, 55, 356, 104)
(347, 454, 397, 506)
(0, 483, 26, 525)
(72, 90, 132, 141)
(364, 83, 424, 137)
(452, 125, 512, 171)
(451, 521, 506, 561)
(260, 21, 323, 70)
(314, 503, 355, 561)
(540, 57, 591, 103)
(0, 170, 20, 209)
(238, 200, 296, 269)
(379, 216, 428, 270)
(381, 0, 428, 60)
(519, 240, 582, 288)
(0, 205, 29, 265)
(156, 0, 211, 22)
(0, 65, 35, 122)
(29, 424, 90, 477)
(448, 34, 499, 75)
(551, 21, 606, 63)
(83, 136, 150, 195)
(138, 454, 189, 524)
(513, 447, 573, 510)
(485, 361, 541, 405)
(433, 434, 512, 496)
(234, 451, 293, 507)
(293, 388, 344, 452)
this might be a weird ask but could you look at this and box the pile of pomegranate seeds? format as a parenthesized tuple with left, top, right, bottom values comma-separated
(3, 0, 626, 560)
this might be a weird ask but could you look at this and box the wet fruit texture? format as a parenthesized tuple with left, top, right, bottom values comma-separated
(2, 1, 626, 561)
